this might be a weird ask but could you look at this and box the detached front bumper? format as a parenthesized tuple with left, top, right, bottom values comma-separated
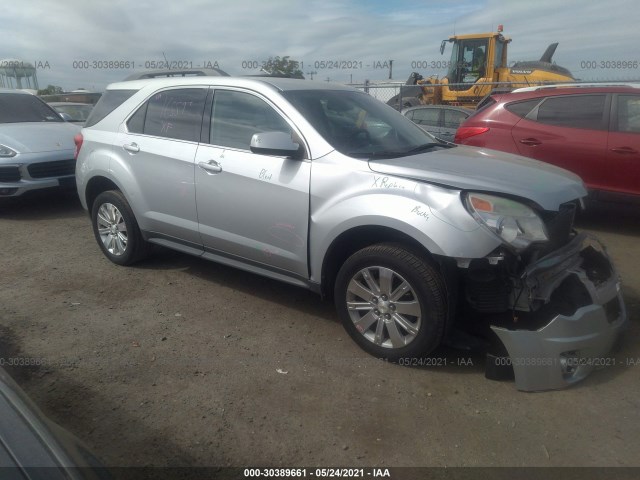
(490, 233, 628, 392)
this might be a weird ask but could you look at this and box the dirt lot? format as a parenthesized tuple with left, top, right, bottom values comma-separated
(0, 190, 639, 475)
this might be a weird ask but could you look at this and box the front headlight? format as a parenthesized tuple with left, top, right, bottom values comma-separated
(465, 192, 548, 251)
(0, 144, 17, 158)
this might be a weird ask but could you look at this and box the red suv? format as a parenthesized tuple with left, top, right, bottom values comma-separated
(455, 84, 640, 201)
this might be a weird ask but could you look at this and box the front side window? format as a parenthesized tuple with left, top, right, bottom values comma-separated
(0, 93, 62, 123)
(283, 89, 438, 158)
(535, 95, 606, 130)
(126, 88, 207, 142)
(616, 95, 640, 133)
(209, 90, 292, 150)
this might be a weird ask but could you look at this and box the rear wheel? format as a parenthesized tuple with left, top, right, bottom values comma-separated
(334, 243, 447, 360)
(91, 190, 147, 265)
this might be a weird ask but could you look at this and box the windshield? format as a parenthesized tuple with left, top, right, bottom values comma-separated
(0, 93, 63, 123)
(282, 89, 441, 158)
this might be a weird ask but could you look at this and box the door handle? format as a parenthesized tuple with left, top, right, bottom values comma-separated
(123, 143, 140, 153)
(198, 160, 223, 174)
(519, 138, 541, 146)
(610, 146, 638, 154)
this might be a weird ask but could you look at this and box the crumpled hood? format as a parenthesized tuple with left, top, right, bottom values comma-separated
(368, 145, 587, 211)
(0, 122, 80, 154)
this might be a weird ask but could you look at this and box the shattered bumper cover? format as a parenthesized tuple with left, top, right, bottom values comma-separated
(491, 233, 628, 392)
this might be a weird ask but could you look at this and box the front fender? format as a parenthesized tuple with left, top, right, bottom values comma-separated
(309, 177, 501, 284)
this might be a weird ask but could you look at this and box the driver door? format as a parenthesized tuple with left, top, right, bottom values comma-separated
(194, 89, 311, 277)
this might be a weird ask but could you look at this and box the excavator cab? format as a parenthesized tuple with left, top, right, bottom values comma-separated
(441, 33, 509, 91)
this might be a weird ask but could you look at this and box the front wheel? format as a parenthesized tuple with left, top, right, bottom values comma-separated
(91, 190, 147, 265)
(334, 243, 447, 360)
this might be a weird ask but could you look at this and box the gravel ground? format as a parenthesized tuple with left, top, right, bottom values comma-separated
(0, 190, 638, 476)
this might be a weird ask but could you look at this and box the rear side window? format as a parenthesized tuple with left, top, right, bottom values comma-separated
(535, 95, 607, 130)
(505, 99, 541, 118)
(616, 95, 640, 133)
(85, 89, 137, 127)
(127, 88, 207, 142)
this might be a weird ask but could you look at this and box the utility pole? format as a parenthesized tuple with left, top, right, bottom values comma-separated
(389, 60, 393, 80)
(306, 71, 317, 80)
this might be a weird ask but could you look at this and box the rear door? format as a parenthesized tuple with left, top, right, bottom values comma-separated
(606, 94, 640, 196)
(115, 87, 208, 245)
(194, 88, 311, 277)
(511, 94, 609, 190)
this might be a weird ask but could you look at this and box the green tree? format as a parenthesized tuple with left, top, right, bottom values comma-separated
(37, 84, 64, 95)
(262, 56, 304, 79)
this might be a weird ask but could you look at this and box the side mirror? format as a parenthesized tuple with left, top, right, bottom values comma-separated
(250, 132, 302, 158)
(59, 112, 72, 122)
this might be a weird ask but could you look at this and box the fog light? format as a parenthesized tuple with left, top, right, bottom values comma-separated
(0, 188, 18, 196)
(560, 350, 580, 378)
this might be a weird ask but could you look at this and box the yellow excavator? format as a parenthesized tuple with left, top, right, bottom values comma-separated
(389, 26, 575, 109)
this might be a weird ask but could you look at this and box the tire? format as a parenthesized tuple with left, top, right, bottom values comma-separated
(91, 190, 147, 265)
(334, 243, 447, 360)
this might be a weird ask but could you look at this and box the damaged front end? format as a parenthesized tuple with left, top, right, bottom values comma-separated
(457, 194, 627, 391)
(489, 233, 627, 391)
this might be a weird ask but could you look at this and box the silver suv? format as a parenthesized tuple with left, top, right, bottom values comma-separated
(76, 77, 627, 391)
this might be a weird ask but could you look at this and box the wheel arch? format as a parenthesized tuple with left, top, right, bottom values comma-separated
(319, 225, 436, 299)
(84, 175, 121, 213)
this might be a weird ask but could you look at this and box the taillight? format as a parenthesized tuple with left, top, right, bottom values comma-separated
(74, 133, 83, 160)
(455, 126, 490, 142)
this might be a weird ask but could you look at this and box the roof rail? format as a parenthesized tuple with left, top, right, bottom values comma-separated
(512, 82, 640, 93)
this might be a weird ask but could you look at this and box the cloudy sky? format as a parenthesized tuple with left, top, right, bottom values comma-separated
(2, 0, 638, 91)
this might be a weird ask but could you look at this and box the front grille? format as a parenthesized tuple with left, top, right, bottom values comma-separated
(466, 278, 511, 313)
(0, 166, 21, 182)
(27, 159, 76, 179)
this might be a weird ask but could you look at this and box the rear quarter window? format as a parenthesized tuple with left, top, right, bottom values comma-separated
(505, 99, 542, 118)
(85, 89, 138, 127)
